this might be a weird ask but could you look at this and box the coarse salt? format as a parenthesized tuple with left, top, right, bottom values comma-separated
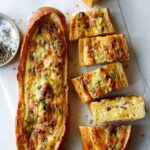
(0, 19, 18, 65)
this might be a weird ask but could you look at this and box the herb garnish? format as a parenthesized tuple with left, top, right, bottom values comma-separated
(42, 101, 47, 110)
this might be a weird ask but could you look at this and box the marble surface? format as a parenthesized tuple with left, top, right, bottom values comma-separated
(0, 0, 150, 149)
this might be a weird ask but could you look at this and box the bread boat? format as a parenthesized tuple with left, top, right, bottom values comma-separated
(16, 7, 68, 150)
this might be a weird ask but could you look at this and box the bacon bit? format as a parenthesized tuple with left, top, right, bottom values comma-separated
(84, 22, 89, 29)
(46, 23, 56, 33)
(37, 129, 45, 135)
(120, 137, 125, 143)
(109, 126, 117, 136)
(83, 77, 89, 85)
(101, 26, 104, 32)
(110, 42, 115, 49)
(35, 61, 43, 73)
(105, 75, 110, 81)
(40, 84, 53, 99)
(43, 117, 47, 122)
(49, 120, 56, 128)
(54, 62, 61, 68)
(47, 104, 56, 112)
(100, 67, 107, 73)
(107, 107, 111, 111)
(30, 108, 34, 114)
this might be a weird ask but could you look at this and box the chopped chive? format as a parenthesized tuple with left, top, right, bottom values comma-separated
(37, 85, 42, 90)
(31, 118, 37, 123)
(42, 101, 47, 110)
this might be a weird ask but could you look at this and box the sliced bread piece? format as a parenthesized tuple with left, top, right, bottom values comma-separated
(79, 34, 130, 66)
(69, 8, 115, 41)
(89, 96, 145, 123)
(71, 62, 128, 103)
(79, 125, 132, 150)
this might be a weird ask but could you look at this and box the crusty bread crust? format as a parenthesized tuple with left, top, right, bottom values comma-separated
(79, 125, 132, 150)
(16, 7, 68, 150)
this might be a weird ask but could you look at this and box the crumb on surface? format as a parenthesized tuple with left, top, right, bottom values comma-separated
(140, 133, 145, 138)
(123, 64, 129, 69)
(13, 67, 16, 70)
(66, 12, 69, 15)
(18, 18, 22, 22)
(89, 119, 93, 124)
(76, 4, 79, 7)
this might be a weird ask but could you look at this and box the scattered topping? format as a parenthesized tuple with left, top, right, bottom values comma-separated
(40, 84, 53, 99)
(37, 85, 42, 90)
(140, 133, 145, 138)
(84, 21, 89, 29)
(45, 23, 57, 33)
(76, 4, 79, 7)
(41, 101, 47, 110)
(79, 12, 85, 18)
(31, 118, 37, 124)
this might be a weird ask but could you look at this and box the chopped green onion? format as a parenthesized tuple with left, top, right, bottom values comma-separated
(42, 101, 47, 110)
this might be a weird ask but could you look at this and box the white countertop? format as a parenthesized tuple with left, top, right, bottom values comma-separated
(0, 0, 150, 149)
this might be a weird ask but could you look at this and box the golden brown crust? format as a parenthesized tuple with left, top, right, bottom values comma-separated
(16, 7, 68, 150)
(79, 125, 132, 150)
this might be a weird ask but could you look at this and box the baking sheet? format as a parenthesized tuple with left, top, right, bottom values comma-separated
(0, 0, 150, 149)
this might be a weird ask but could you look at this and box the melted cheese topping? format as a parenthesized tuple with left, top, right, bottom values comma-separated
(79, 125, 132, 150)
(70, 8, 115, 41)
(72, 62, 128, 102)
(79, 34, 130, 66)
(20, 14, 67, 150)
(89, 96, 145, 123)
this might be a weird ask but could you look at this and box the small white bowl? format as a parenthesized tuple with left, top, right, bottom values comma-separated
(0, 13, 20, 67)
